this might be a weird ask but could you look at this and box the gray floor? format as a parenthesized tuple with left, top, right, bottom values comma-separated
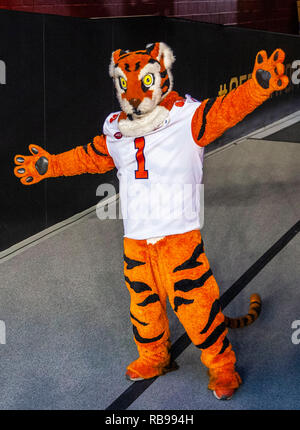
(0, 138, 299, 410)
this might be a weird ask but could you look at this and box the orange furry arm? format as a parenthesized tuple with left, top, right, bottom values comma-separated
(51, 135, 115, 176)
(192, 49, 289, 147)
(14, 134, 115, 185)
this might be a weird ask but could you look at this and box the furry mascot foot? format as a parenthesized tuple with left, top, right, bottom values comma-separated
(126, 359, 179, 381)
(208, 367, 242, 400)
(213, 388, 235, 401)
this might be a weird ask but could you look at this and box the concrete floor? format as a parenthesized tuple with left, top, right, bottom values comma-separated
(0, 137, 299, 410)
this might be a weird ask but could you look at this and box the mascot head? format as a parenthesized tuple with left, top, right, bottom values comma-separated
(109, 42, 175, 118)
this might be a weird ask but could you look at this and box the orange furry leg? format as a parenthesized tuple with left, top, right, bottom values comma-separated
(154, 230, 241, 391)
(124, 237, 174, 380)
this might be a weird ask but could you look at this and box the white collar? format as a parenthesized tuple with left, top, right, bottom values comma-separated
(118, 105, 170, 137)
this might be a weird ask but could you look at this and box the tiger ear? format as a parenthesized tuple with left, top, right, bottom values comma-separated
(109, 50, 120, 77)
(146, 42, 175, 69)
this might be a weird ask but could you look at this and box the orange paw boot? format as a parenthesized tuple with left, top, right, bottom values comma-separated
(208, 366, 242, 400)
(126, 357, 179, 381)
(125, 340, 178, 381)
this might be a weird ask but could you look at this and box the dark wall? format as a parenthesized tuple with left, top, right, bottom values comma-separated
(43, 16, 115, 228)
(0, 10, 300, 252)
(0, 11, 46, 251)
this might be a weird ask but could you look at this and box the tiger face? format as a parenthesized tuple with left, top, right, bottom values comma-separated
(109, 42, 175, 117)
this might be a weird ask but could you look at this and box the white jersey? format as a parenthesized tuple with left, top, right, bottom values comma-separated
(104, 96, 204, 240)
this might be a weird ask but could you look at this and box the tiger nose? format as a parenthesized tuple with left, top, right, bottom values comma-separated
(129, 98, 141, 109)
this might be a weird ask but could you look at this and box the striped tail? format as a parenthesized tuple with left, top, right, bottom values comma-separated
(224, 294, 262, 329)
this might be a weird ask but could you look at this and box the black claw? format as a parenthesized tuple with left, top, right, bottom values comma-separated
(257, 54, 263, 64)
(31, 147, 39, 154)
(274, 51, 279, 61)
(17, 168, 25, 174)
(16, 157, 24, 163)
(35, 156, 49, 175)
(25, 176, 33, 183)
(277, 79, 282, 87)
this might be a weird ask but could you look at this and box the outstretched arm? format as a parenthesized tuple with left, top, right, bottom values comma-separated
(14, 134, 115, 185)
(192, 49, 289, 147)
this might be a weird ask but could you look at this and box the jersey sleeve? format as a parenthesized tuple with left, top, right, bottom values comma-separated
(51, 134, 115, 177)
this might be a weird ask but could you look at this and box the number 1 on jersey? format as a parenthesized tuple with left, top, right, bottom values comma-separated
(134, 137, 148, 179)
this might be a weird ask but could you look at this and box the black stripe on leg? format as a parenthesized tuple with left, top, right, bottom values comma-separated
(133, 325, 164, 344)
(125, 276, 152, 293)
(173, 242, 204, 273)
(218, 337, 230, 355)
(174, 297, 194, 312)
(174, 268, 213, 293)
(130, 312, 148, 326)
(197, 98, 216, 141)
(124, 254, 146, 270)
(200, 299, 221, 334)
(138, 294, 160, 307)
(196, 322, 226, 350)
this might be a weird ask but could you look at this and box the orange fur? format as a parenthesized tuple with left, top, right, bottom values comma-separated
(192, 49, 289, 147)
(159, 90, 184, 111)
(116, 52, 157, 104)
(124, 230, 241, 390)
(51, 135, 115, 176)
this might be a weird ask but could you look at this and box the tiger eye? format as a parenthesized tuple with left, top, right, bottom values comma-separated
(119, 77, 127, 90)
(143, 74, 154, 87)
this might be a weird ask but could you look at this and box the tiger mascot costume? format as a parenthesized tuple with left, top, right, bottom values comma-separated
(14, 42, 288, 400)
